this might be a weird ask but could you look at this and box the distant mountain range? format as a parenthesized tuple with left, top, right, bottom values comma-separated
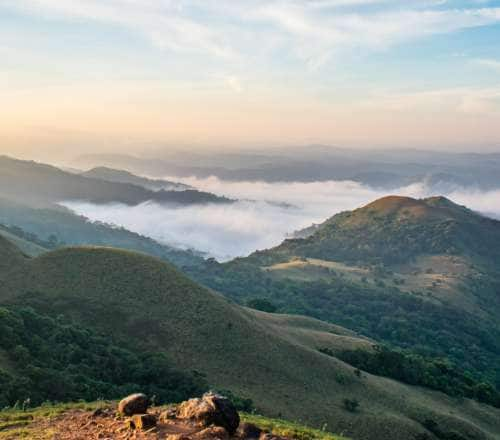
(74, 147, 500, 189)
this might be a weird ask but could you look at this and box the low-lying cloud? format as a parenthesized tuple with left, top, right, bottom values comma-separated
(62, 178, 500, 261)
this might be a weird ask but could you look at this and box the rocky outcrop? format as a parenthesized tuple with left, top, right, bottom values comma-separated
(176, 393, 240, 435)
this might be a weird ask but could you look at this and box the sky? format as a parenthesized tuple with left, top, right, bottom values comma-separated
(2, 0, 500, 159)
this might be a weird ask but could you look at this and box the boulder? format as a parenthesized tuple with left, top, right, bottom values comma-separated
(118, 393, 149, 416)
(128, 413, 157, 430)
(237, 422, 262, 439)
(177, 393, 240, 435)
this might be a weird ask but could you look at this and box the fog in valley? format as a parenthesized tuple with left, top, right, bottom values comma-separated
(62, 177, 500, 261)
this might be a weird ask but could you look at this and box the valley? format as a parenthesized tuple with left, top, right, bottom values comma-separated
(0, 158, 499, 440)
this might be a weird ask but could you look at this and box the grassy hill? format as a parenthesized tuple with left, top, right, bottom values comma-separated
(0, 156, 231, 207)
(247, 195, 500, 266)
(0, 243, 499, 440)
(188, 196, 500, 396)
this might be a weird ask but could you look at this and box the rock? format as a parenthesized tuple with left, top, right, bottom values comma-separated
(159, 407, 178, 422)
(177, 393, 240, 435)
(118, 393, 149, 416)
(237, 422, 262, 439)
(91, 408, 104, 418)
(192, 426, 229, 440)
(128, 413, 157, 430)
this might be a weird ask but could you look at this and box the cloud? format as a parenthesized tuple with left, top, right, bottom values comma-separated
(4, 0, 500, 68)
(61, 177, 500, 261)
(4, 0, 233, 57)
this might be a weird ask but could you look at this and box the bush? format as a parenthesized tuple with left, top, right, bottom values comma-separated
(246, 298, 277, 313)
(213, 389, 255, 412)
(342, 398, 359, 412)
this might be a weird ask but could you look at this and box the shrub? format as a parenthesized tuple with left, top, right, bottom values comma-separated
(246, 299, 277, 313)
(342, 398, 359, 412)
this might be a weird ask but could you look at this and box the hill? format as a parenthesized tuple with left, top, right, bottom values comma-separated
(0, 224, 47, 257)
(81, 167, 192, 191)
(0, 243, 499, 440)
(249, 195, 500, 266)
(0, 156, 231, 207)
(188, 196, 500, 395)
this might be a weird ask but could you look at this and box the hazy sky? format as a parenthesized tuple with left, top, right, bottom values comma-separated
(2, 0, 500, 158)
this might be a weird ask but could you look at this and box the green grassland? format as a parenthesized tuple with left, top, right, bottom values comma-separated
(0, 241, 499, 439)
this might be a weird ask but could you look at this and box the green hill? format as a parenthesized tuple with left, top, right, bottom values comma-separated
(0, 243, 499, 440)
(188, 196, 500, 398)
(248, 195, 500, 266)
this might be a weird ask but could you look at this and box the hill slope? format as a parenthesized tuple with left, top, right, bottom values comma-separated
(0, 156, 231, 207)
(0, 243, 499, 440)
(250, 195, 500, 266)
(189, 196, 500, 393)
(0, 235, 27, 273)
(0, 225, 47, 257)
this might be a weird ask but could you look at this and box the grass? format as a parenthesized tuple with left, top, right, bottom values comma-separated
(263, 254, 479, 313)
(0, 402, 107, 439)
(241, 413, 348, 440)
